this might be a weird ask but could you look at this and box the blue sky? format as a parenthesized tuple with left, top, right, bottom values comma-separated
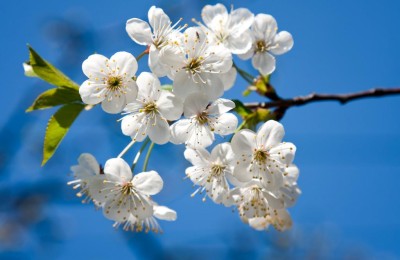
(1, 0, 400, 258)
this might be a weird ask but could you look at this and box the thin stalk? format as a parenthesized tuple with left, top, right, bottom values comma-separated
(136, 48, 150, 62)
(233, 62, 255, 84)
(117, 139, 136, 158)
(142, 142, 155, 172)
(131, 137, 151, 171)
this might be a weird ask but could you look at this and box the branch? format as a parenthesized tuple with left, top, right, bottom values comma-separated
(245, 87, 400, 110)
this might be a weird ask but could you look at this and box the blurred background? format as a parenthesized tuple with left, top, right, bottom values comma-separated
(1, 0, 400, 259)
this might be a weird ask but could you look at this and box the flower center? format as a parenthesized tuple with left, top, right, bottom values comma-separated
(254, 149, 269, 164)
(211, 164, 226, 177)
(196, 111, 209, 125)
(256, 40, 268, 53)
(186, 57, 203, 74)
(143, 102, 158, 114)
(121, 182, 133, 195)
(107, 76, 123, 91)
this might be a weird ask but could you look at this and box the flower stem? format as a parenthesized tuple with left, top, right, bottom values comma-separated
(142, 142, 155, 172)
(233, 62, 255, 85)
(131, 137, 151, 171)
(117, 139, 136, 158)
(136, 47, 150, 62)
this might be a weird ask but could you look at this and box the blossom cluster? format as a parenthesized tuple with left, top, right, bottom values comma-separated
(70, 3, 299, 233)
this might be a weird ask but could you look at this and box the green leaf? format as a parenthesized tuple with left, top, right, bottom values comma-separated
(42, 103, 85, 166)
(161, 84, 173, 91)
(28, 46, 79, 90)
(26, 87, 82, 112)
(233, 99, 252, 118)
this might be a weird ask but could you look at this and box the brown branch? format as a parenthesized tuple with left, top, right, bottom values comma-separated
(245, 87, 400, 110)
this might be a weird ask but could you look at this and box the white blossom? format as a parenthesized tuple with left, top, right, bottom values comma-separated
(68, 153, 102, 204)
(170, 94, 238, 148)
(79, 52, 138, 114)
(126, 6, 185, 77)
(195, 3, 254, 55)
(239, 14, 293, 75)
(121, 72, 183, 144)
(159, 27, 232, 100)
(247, 209, 293, 231)
(88, 158, 176, 233)
(231, 120, 296, 190)
(184, 142, 238, 204)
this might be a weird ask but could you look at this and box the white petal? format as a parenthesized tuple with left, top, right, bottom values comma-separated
(211, 113, 238, 136)
(270, 31, 294, 55)
(269, 142, 296, 166)
(104, 158, 132, 181)
(206, 98, 235, 115)
(124, 81, 139, 104)
(225, 30, 253, 55)
(284, 164, 299, 183)
(231, 129, 257, 156)
(201, 4, 228, 30)
(149, 46, 168, 77)
(172, 70, 199, 99)
(248, 217, 270, 231)
(147, 116, 170, 144)
(86, 175, 110, 203)
(183, 27, 208, 59)
(183, 93, 209, 117)
(109, 51, 138, 78)
(201, 44, 232, 73)
(253, 14, 277, 42)
(264, 191, 285, 209)
(228, 8, 254, 37)
(170, 119, 192, 144)
(252, 52, 276, 75)
(103, 197, 131, 222)
(76, 153, 99, 175)
(153, 205, 177, 221)
(82, 54, 108, 79)
(148, 6, 171, 33)
(210, 142, 234, 165)
(126, 18, 153, 45)
(202, 74, 225, 101)
(159, 45, 185, 76)
(233, 159, 253, 183)
(101, 94, 126, 114)
(184, 146, 210, 166)
(121, 113, 147, 141)
(156, 91, 183, 121)
(186, 124, 214, 148)
(136, 72, 161, 101)
(220, 66, 237, 91)
(79, 80, 106, 105)
(238, 44, 255, 60)
(256, 120, 285, 149)
(132, 170, 163, 195)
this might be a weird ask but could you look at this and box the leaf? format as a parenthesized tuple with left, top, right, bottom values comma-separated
(28, 46, 79, 90)
(232, 99, 252, 118)
(26, 87, 82, 112)
(42, 103, 85, 166)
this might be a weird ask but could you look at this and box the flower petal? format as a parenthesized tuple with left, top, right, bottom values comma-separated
(172, 70, 199, 100)
(228, 8, 254, 37)
(74, 153, 99, 176)
(153, 205, 177, 221)
(256, 120, 285, 149)
(170, 119, 192, 144)
(109, 51, 138, 78)
(269, 142, 296, 166)
(79, 80, 106, 105)
(103, 197, 131, 222)
(132, 170, 163, 195)
(149, 46, 168, 77)
(184, 146, 210, 166)
(253, 14, 277, 42)
(220, 66, 237, 91)
(121, 113, 147, 141)
(147, 116, 170, 144)
(186, 124, 215, 148)
(231, 129, 257, 156)
(210, 142, 234, 164)
(211, 113, 238, 136)
(136, 72, 161, 101)
(104, 158, 132, 181)
(201, 4, 228, 30)
(270, 31, 294, 55)
(252, 52, 276, 75)
(148, 6, 171, 33)
(101, 94, 126, 114)
(225, 30, 253, 55)
(82, 54, 108, 79)
(233, 159, 253, 183)
(248, 217, 270, 231)
(126, 18, 153, 45)
(183, 93, 209, 117)
(206, 98, 235, 115)
(156, 91, 183, 121)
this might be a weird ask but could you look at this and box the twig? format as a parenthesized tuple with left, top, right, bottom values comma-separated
(244, 87, 400, 110)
